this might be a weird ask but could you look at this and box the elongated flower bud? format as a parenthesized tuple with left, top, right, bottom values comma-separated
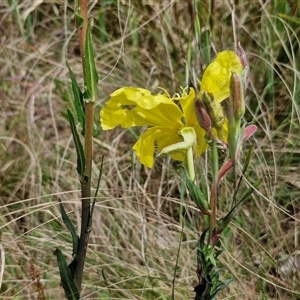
(235, 42, 248, 68)
(194, 97, 212, 133)
(230, 71, 245, 121)
(235, 42, 250, 89)
(201, 91, 225, 130)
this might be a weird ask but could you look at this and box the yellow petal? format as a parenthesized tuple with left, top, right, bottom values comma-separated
(179, 88, 199, 127)
(132, 126, 184, 167)
(100, 105, 128, 130)
(110, 87, 177, 109)
(200, 50, 243, 102)
(132, 128, 157, 168)
(194, 125, 209, 156)
(123, 102, 183, 128)
(100, 87, 183, 130)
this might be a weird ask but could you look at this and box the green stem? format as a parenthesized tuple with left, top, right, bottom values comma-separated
(74, 103, 94, 293)
(73, 0, 92, 294)
(208, 139, 218, 244)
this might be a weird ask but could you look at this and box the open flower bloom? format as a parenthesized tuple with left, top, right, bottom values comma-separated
(100, 87, 205, 167)
(100, 50, 243, 168)
(200, 50, 243, 102)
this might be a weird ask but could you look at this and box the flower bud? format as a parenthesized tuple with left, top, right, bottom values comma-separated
(235, 42, 250, 89)
(230, 71, 245, 121)
(194, 97, 212, 133)
(201, 91, 225, 131)
(235, 42, 248, 68)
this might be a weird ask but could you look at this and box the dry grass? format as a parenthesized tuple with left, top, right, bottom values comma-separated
(1, 1, 300, 299)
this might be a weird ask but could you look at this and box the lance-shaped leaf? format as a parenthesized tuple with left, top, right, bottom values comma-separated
(58, 198, 79, 259)
(86, 155, 104, 233)
(67, 62, 85, 135)
(84, 22, 98, 103)
(54, 249, 79, 300)
(210, 278, 232, 299)
(213, 180, 261, 238)
(181, 167, 211, 215)
(239, 180, 261, 203)
(67, 109, 87, 183)
(74, 0, 84, 29)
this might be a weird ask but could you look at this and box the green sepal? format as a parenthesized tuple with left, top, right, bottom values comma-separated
(67, 108, 88, 183)
(66, 62, 85, 135)
(54, 249, 79, 300)
(84, 22, 98, 103)
(58, 198, 79, 259)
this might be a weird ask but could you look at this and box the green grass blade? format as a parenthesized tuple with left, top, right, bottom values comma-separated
(277, 13, 300, 25)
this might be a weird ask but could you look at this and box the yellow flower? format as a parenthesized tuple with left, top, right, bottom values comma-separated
(200, 50, 243, 102)
(100, 50, 243, 168)
(100, 87, 206, 168)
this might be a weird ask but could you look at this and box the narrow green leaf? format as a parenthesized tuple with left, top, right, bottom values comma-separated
(86, 155, 104, 232)
(66, 62, 85, 135)
(214, 249, 223, 259)
(197, 228, 209, 254)
(182, 168, 210, 215)
(210, 278, 232, 299)
(74, 0, 84, 28)
(239, 180, 261, 203)
(233, 143, 255, 204)
(58, 198, 79, 258)
(241, 143, 254, 175)
(54, 249, 79, 300)
(67, 108, 87, 183)
(84, 22, 98, 102)
(214, 180, 260, 235)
